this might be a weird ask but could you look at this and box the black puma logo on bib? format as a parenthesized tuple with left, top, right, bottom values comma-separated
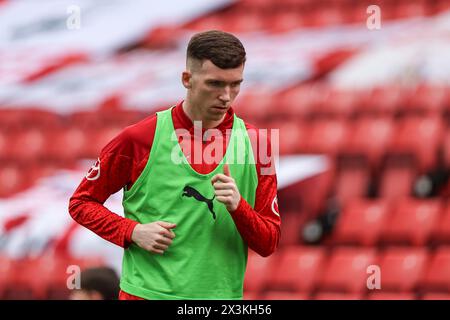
(182, 185, 216, 220)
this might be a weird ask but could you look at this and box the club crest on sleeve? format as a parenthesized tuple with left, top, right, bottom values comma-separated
(86, 158, 101, 181)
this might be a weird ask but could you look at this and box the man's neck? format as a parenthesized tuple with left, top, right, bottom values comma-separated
(182, 100, 225, 129)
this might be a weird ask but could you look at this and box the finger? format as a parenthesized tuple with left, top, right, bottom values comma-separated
(154, 243, 169, 251)
(159, 228, 176, 239)
(216, 195, 231, 204)
(211, 174, 232, 184)
(151, 249, 164, 255)
(213, 182, 235, 190)
(214, 189, 234, 197)
(156, 236, 173, 246)
(223, 163, 231, 177)
(156, 221, 177, 229)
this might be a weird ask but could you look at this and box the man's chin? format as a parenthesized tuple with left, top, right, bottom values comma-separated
(209, 108, 226, 116)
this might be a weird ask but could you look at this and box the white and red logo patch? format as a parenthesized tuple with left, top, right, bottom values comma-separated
(271, 195, 280, 217)
(85, 158, 101, 181)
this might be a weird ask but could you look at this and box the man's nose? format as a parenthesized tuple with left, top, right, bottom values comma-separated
(219, 87, 231, 102)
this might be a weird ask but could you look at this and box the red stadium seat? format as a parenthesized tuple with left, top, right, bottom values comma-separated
(318, 247, 377, 293)
(102, 109, 144, 128)
(21, 109, 61, 129)
(393, 2, 427, 19)
(346, 116, 394, 168)
(382, 199, 442, 245)
(379, 163, 416, 200)
(378, 247, 429, 292)
(310, 5, 345, 27)
(46, 126, 87, 162)
(420, 247, 450, 292)
(244, 250, 277, 293)
(0, 129, 12, 161)
(318, 88, 361, 116)
(442, 129, 450, 168)
(332, 199, 390, 246)
(80, 126, 122, 159)
(233, 91, 274, 122)
(69, 111, 104, 129)
(275, 85, 318, 117)
(433, 204, 450, 243)
(186, 15, 226, 32)
(334, 164, 370, 206)
(225, 12, 264, 33)
(277, 211, 306, 247)
(0, 164, 25, 197)
(361, 86, 406, 115)
(275, 120, 306, 155)
(405, 85, 448, 113)
(269, 246, 326, 292)
(388, 116, 444, 171)
(9, 128, 47, 162)
(267, 12, 304, 33)
(367, 292, 417, 300)
(306, 119, 349, 155)
(0, 109, 25, 131)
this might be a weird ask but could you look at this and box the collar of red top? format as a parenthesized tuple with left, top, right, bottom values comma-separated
(173, 100, 235, 133)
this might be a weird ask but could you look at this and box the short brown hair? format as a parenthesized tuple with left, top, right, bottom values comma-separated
(80, 266, 120, 300)
(187, 30, 246, 69)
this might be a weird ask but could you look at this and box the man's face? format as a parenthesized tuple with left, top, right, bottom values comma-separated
(183, 59, 244, 122)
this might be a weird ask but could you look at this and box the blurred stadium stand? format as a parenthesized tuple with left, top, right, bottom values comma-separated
(1, 0, 450, 299)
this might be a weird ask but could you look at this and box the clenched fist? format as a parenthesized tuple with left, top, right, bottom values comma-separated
(211, 163, 241, 212)
(131, 221, 176, 254)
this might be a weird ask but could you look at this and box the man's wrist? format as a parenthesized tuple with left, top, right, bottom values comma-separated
(229, 195, 243, 213)
(125, 220, 140, 247)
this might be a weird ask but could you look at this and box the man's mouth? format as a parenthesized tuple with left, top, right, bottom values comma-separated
(212, 106, 227, 110)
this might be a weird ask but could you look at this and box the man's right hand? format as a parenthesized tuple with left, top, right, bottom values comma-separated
(131, 221, 176, 254)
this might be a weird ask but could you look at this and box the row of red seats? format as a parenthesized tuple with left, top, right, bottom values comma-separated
(238, 0, 443, 10)
(334, 162, 419, 205)
(269, 115, 446, 171)
(2, 85, 448, 129)
(0, 108, 145, 131)
(0, 126, 122, 164)
(0, 163, 62, 197)
(0, 114, 447, 170)
(244, 246, 450, 295)
(0, 145, 437, 200)
(331, 198, 450, 246)
(183, 0, 450, 32)
(280, 197, 450, 248)
(237, 85, 450, 118)
(0, 255, 105, 299)
(245, 291, 450, 300)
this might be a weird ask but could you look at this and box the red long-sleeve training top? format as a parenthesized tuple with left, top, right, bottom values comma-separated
(68, 101, 281, 259)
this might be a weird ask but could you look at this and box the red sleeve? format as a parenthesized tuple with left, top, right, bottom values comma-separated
(228, 124, 281, 257)
(68, 115, 157, 248)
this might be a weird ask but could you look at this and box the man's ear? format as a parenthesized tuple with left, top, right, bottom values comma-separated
(181, 71, 192, 89)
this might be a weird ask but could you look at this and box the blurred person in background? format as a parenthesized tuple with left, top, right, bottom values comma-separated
(69, 266, 120, 300)
(68, 30, 281, 300)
